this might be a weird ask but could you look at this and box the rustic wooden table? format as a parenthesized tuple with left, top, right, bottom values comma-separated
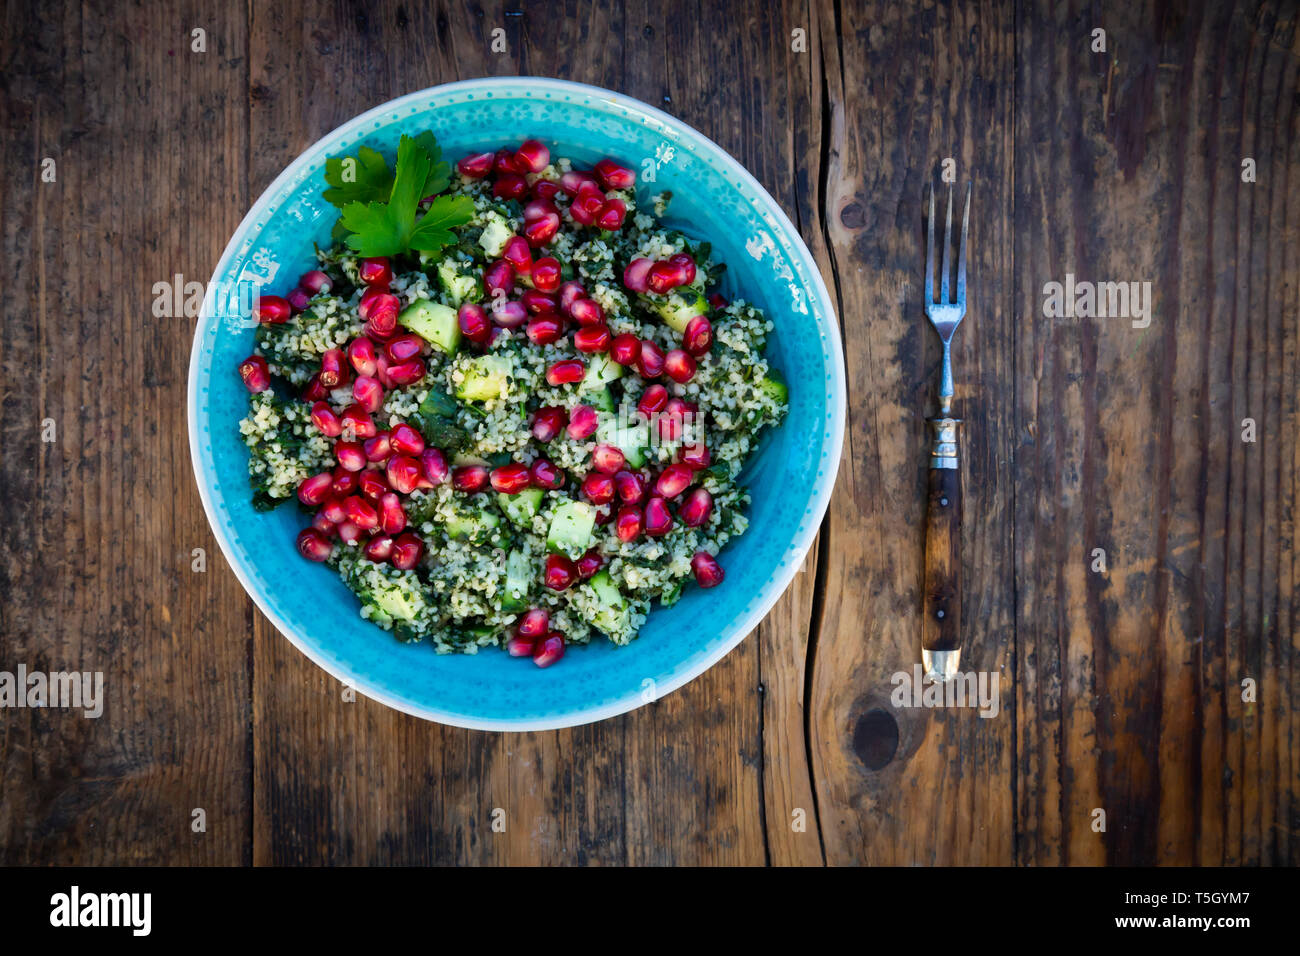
(2, 0, 1296, 866)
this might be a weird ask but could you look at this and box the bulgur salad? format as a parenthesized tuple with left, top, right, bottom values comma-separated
(236, 133, 788, 667)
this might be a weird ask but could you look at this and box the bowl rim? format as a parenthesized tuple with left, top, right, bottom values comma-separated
(188, 76, 846, 731)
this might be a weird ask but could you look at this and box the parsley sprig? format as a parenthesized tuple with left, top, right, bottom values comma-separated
(323, 132, 473, 259)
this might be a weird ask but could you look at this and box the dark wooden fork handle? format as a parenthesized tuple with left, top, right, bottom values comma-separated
(922, 418, 961, 676)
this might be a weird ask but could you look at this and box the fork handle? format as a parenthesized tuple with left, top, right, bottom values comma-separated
(922, 418, 961, 679)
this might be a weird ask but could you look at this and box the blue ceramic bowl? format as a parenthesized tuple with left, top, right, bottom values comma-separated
(188, 78, 845, 730)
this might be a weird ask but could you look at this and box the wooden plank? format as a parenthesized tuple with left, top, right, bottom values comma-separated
(0, 0, 251, 863)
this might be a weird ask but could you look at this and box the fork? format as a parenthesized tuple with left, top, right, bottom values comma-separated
(921, 183, 970, 682)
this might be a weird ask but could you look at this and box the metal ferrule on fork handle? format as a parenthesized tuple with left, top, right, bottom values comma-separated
(928, 417, 960, 469)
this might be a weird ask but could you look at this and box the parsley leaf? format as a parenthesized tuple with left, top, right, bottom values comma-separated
(323, 145, 393, 208)
(412, 130, 453, 197)
(410, 195, 475, 251)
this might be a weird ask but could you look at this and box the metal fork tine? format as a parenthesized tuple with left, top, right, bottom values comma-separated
(940, 185, 953, 304)
(925, 187, 936, 304)
(956, 183, 970, 303)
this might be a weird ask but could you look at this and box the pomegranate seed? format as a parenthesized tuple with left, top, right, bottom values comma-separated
(527, 314, 564, 345)
(679, 440, 711, 469)
(567, 404, 598, 440)
(297, 528, 333, 562)
(517, 608, 549, 639)
(582, 472, 616, 505)
(364, 534, 395, 563)
(317, 348, 347, 387)
(609, 333, 641, 366)
(321, 496, 348, 524)
(559, 170, 597, 196)
(457, 152, 494, 178)
(594, 158, 636, 190)
(546, 359, 585, 386)
(664, 349, 697, 383)
(363, 431, 392, 463)
(559, 281, 586, 314)
(543, 554, 579, 591)
(683, 315, 713, 356)
(679, 487, 713, 528)
(523, 197, 559, 223)
(514, 139, 550, 173)
(386, 334, 423, 363)
(389, 423, 425, 456)
(569, 189, 605, 226)
(569, 298, 605, 327)
(493, 149, 521, 175)
(523, 213, 560, 246)
(521, 289, 558, 314)
(644, 497, 674, 536)
(329, 469, 357, 499)
(483, 260, 515, 297)
(343, 495, 379, 530)
(592, 444, 625, 475)
(359, 257, 392, 288)
(253, 295, 291, 324)
(623, 258, 653, 293)
(387, 357, 427, 386)
(708, 293, 729, 309)
(364, 296, 400, 339)
(638, 340, 666, 378)
(373, 352, 393, 388)
(668, 252, 697, 286)
(357, 287, 386, 320)
(596, 198, 627, 230)
(379, 492, 407, 535)
(638, 384, 669, 417)
(458, 303, 491, 343)
(691, 551, 725, 588)
(386, 455, 422, 495)
(490, 300, 527, 328)
(531, 257, 561, 292)
(647, 261, 680, 295)
(656, 463, 694, 499)
(353, 375, 384, 413)
(297, 472, 334, 506)
(532, 406, 568, 442)
(614, 469, 647, 504)
(390, 533, 424, 571)
(420, 448, 449, 486)
(576, 549, 604, 579)
(299, 269, 333, 295)
(529, 458, 564, 490)
(494, 173, 528, 200)
(615, 505, 643, 542)
(341, 403, 376, 438)
(301, 374, 329, 402)
(287, 287, 312, 312)
(533, 632, 566, 668)
(502, 236, 533, 275)
(336, 441, 366, 472)
(347, 337, 379, 377)
(491, 462, 532, 494)
(312, 512, 338, 536)
(574, 324, 611, 353)
(534, 180, 561, 202)
(657, 409, 682, 442)
(238, 355, 270, 392)
(452, 465, 489, 493)
(358, 470, 388, 501)
(336, 521, 363, 544)
(506, 633, 536, 657)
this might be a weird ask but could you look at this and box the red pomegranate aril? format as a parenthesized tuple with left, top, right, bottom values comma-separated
(386, 455, 422, 495)
(708, 293, 730, 309)
(457, 152, 494, 178)
(533, 632, 566, 668)
(502, 236, 533, 275)
(647, 261, 681, 295)
(390, 533, 424, 571)
(523, 212, 560, 246)
(389, 423, 425, 457)
(527, 314, 564, 346)
(379, 492, 407, 536)
(299, 269, 332, 295)
(569, 189, 605, 226)
(576, 549, 604, 580)
(330, 469, 357, 499)
(531, 257, 561, 292)
(297, 472, 334, 507)
(566, 404, 598, 440)
(363, 431, 392, 463)
(559, 281, 586, 315)
(593, 503, 614, 525)
(353, 375, 385, 413)
(656, 463, 694, 499)
(297, 528, 333, 562)
(362, 292, 400, 334)
(358, 470, 388, 501)
(341, 403, 376, 439)
(546, 359, 585, 386)
(534, 180, 561, 202)
(529, 458, 564, 490)
(664, 349, 697, 383)
(691, 551, 725, 588)
(419, 448, 449, 486)
(312, 512, 338, 536)
(253, 295, 291, 324)
(668, 252, 697, 286)
(491, 300, 527, 328)
(364, 534, 395, 563)
(458, 303, 491, 343)
(318, 348, 347, 387)
(513, 138, 551, 173)
(506, 633, 536, 658)
(516, 608, 549, 640)
(543, 554, 579, 591)
(614, 469, 647, 504)
(493, 148, 521, 175)
(336, 440, 366, 472)
(483, 260, 515, 297)
(609, 333, 642, 366)
(623, 257, 653, 293)
(387, 357, 427, 386)
(337, 520, 363, 544)
(531, 406, 568, 442)
(644, 496, 674, 536)
(596, 198, 627, 230)
(574, 324, 611, 353)
(521, 289, 558, 314)
(637, 384, 669, 417)
(657, 409, 682, 442)
(523, 197, 559, 223)
(559, 170, 598, 196)
(679, 440, 711, 469)
(452, 465, 489, 493)
(491, 462, 532, 495)
(638, 339, 666, 378)
(357, 287, 385, 320)
(594, 158, 636, 190)
(582, 472, 616, 505)
(679, 487, 714, 528)
(359, 257, 392, 288)
(321, 496, 348, 524)
(569, 297, 605, 327)
(615, 505, 643, 542)
(343, 495, 379, 531)
(591, 444, 625, 475)
(683, 315, 714, 357)
(348, 337, 379, 377)
(301, 374, 329, 402)
(238, 355, 270, 392)
(386, 334, 423, 363)
(287, 287, 312, 313)
(493, 172, 529, 200)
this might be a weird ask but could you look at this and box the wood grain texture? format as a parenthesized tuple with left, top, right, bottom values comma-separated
(1, 0, 1296, 866)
